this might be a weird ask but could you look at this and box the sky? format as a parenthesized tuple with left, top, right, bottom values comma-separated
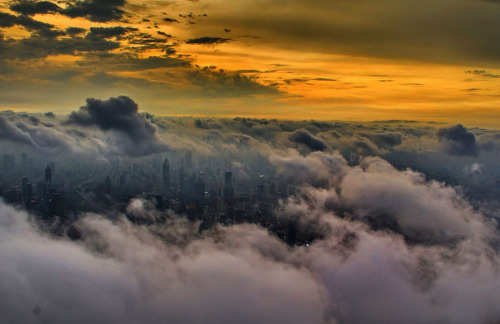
(0, 0, 500, 126)
(3, 2, 500, 322)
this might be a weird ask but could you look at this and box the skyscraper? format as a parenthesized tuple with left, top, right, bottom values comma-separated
(224, 171, 234, 200)
(21, 176, 29, 202)
(163, 157, 170, 196)
(45, 165, 52, 183)
(224, 160, 234, 200)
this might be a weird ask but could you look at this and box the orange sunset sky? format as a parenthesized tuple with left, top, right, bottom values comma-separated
(0, 0, 499, 127)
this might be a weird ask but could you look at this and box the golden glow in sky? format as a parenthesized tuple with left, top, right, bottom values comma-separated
(0, 0, 499, 126)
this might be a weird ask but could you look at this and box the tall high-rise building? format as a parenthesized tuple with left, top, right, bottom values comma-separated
(224, 171, 234, 200)
(224, 160, 234, 200)
(21, 176, 29, 202)
(195, 175, 205, 206)
(45, 165, 52, 182)
(163, 157, 170, 195)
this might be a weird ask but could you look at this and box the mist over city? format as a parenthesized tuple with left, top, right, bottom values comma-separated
(0, 96, 499, 323)
(1, 0, 500, 323)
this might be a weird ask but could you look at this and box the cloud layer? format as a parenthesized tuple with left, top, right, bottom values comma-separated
(2, 148, 500, 323)
(1, 104, 500, 322)
(64, 96, 168, 156)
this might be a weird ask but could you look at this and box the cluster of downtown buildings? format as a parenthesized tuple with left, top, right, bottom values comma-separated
(0, 152, 308, 245)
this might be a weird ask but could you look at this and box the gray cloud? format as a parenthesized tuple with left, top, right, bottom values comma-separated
(0, 200, 330, 324)
(186, 36, 231, 44)
(186, 66, 281, 97)
(0, 29, 121, 61)
(466, 69, 500, 78)
(64, 96, 168, 156)
(0, 116, 77, 154)
(61, 0, 126, 22)
(0, 110, 499, 323)
(65, 27, 87, 36)
(437, 124, 479, 156)
(9, 1, 61, 16)
(270, 151, 348, 188)
(0, 11, 53, 30)
(87, 26, 136, 39)
(162, 17, 179, 23)
(2, 148, 500, 324)
(204, 0, 500, 64)
(289, 129, 329, 152)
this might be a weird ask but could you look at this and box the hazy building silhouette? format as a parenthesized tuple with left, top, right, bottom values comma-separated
(163, 157, 170, 196)
(224, 160, 235, 201)
(21, 176, 31, 203)
(195, 173, 205, 208)
(224, 171, 234, 200)
(45, 165, 52, 183)
(104, 176, 112, 195)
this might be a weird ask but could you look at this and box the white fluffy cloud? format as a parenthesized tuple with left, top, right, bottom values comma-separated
(0, 202, 330, 324)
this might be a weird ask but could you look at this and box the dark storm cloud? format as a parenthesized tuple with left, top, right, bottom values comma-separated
(186, 66, 281, 97)
(87, 26, 136, 39)
(289, 129, 328, 152)
(9, 1, 61, 16)
(185, 36, 231, 44)
(0, 12, 53, 30)
(65, 27, 86, 36)
(0, 31, 121, 60)
(78, 53, 190, 71)
(0, 12, 17, 28)
(162, 17, 179, 23)
(61, 0, 126, 22)
(64, 96, 168, 156)
(466, 69, 500, 78)
(209, 0, 500, 64)
(437, 124, 479, 156)
(313, 78, 338, 81)
(28, 115, 40, 125)
(65, 96, 140, 129)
